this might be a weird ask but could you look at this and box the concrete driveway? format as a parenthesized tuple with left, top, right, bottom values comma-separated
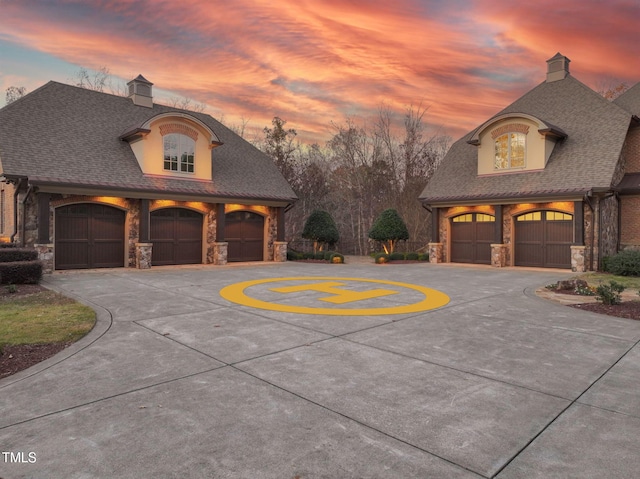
(2, 261, 640, 478)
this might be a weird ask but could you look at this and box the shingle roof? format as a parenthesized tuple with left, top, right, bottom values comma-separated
(614, 81, 640, 117)
(0, 81, 297, 203)
(420, 75, 633, 204)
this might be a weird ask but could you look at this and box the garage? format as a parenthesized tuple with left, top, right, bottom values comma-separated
(514, 211, 573, 268)
(225, 211, 264, 262)
(55, 203, 125, 270)
(450, 213, 494, 264)
(150, 208, 203, 265)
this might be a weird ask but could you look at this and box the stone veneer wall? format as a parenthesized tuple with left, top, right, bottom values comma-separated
(598, 194, 619, 266)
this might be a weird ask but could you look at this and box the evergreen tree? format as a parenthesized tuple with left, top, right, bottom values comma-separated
(368, 209, 409, 254)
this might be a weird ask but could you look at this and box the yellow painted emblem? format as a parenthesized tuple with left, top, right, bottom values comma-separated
(219, 277, 449, 316)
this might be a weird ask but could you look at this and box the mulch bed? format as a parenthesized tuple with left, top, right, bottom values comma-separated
(569, 301, 640, 320)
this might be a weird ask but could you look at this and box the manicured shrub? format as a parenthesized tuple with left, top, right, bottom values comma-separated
(302, 210, 340, 253)
(406, 252, 419, 261)
(595, 280, 625, 305)
(390, 252, 405, 261)
(287, 250, 299, 261)
(303, 252, 315, 260)
(0, 261, 43, 284)
(604, 249, 640, 276)
(418, 253, 429, 261)
(0, 248, 38, 263)
(368, 209, 409, 254)
(314, 251, 325, 260)
(0, 243, 17, 248)
(374, 253, 389, 264)
(330, 253, 344, 264)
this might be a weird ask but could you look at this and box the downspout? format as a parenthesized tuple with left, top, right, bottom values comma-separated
(9, 178, 23, 243)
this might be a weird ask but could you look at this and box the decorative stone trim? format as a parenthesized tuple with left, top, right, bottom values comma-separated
(159, 123, 198, 141)
(428, 242, 444, 263)
(571, 245, 586, 273)
(274, 241, 287, 262)
(34, 243, 54, 274)
(491, 123, 530, 139)
(213, 242, 228, 265)
(491, 244, 508, 268)
(135, 243, 153, 269)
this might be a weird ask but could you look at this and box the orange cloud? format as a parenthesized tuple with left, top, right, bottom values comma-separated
(1, 0, 639, 144)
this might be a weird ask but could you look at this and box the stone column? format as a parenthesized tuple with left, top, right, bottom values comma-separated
(491, 244, 508, 267)
(428, 242, 443, 263)
(135, 243, 153, 269)
(274, 241, 288, 262)
(34, 243, 54, 274)
(213, 242, 228, 265)
(571, 245, 586, 272)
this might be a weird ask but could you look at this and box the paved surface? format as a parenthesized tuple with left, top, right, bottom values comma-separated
(2, 261, 640, 478)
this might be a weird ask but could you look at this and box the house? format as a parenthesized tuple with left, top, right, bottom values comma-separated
(419, 53, 640, 271)
(0, 75, 297, 271)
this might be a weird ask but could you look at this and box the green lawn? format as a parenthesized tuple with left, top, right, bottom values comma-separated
(576, 272, 640, 290)
(0, 290, 96, 349)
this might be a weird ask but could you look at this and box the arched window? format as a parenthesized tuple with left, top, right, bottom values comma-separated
(494, 132, 526, 170)
(163, 133, 195, 173)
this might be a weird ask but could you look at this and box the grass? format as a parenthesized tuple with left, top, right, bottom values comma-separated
(0, 290, 96, 349)
(575, 272, 640, 290)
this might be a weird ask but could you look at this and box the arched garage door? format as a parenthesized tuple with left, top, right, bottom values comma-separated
(55, 203, 125, 270)
(225, 211, 264, 262)
(514, 211, 573, 268)
(151, 208, 203, 265)
(450, 213, 494, 264)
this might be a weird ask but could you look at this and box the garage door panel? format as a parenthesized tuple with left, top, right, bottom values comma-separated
(55, 204, 125, 270)
(225, 211, 264, 262)
(515, 212, 572, 268)
(451, 213, 494, 265)
(151, 208, 203, 266)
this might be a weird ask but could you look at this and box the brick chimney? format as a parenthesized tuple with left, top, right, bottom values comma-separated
(127, 74, 153, 108)
(546, 53, 570, 82)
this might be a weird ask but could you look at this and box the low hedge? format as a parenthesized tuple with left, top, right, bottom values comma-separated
(0, 248, 38, 263)
(604, 249, 640, 276)
(406, 252, 419, 261)
(0, 260, 43, 284)
(374, 253, 389, 264)
(330, 253, 344, 264)
(418, 253, 429, 261)
(389, 252, 405, 261)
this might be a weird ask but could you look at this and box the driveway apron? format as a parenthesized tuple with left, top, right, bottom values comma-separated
(2, 262, 640, 478)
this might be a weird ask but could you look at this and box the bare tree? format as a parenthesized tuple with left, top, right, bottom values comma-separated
(5, 86, 26, 104)
(167, 96, 207, 113)
(596, 78, 629, 101)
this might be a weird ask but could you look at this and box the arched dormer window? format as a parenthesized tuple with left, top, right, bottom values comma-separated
(163, 133, 195, 173)
(494, 132, 526, 170)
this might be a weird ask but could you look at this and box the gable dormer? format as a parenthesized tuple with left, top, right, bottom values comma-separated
(120, 112, 223, 181)
(467, 113, 566, 176)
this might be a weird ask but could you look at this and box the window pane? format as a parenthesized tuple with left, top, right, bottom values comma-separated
(494, 134, 509, 169)
(476, 214, 495, 222)
(164, 133, 195, 173)
(510, 133, 526, 168)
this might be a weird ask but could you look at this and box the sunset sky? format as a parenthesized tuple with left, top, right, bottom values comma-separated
(1, 0, 639, 144)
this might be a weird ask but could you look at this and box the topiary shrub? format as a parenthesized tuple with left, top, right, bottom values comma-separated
(330, 253, 344, 264)
(0, 261, 43, 284)
(302, 210, 340, 253)
(368, 209, 409, 254)
(389, 252, 405, 261)
(418, 253, 429, 261)
(406, 252, 419, 261)
(0, 248, 38, 263)
(604, 249, 640, 276)
(595, 280, 625, 305)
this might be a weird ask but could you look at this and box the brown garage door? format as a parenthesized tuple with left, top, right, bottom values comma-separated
(225, 211, 264, 262)
(450, 213, 494, 264)
(55, 203, 125, 270)
(151, 208, 203, 265)
(514, 211, 573, 268)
